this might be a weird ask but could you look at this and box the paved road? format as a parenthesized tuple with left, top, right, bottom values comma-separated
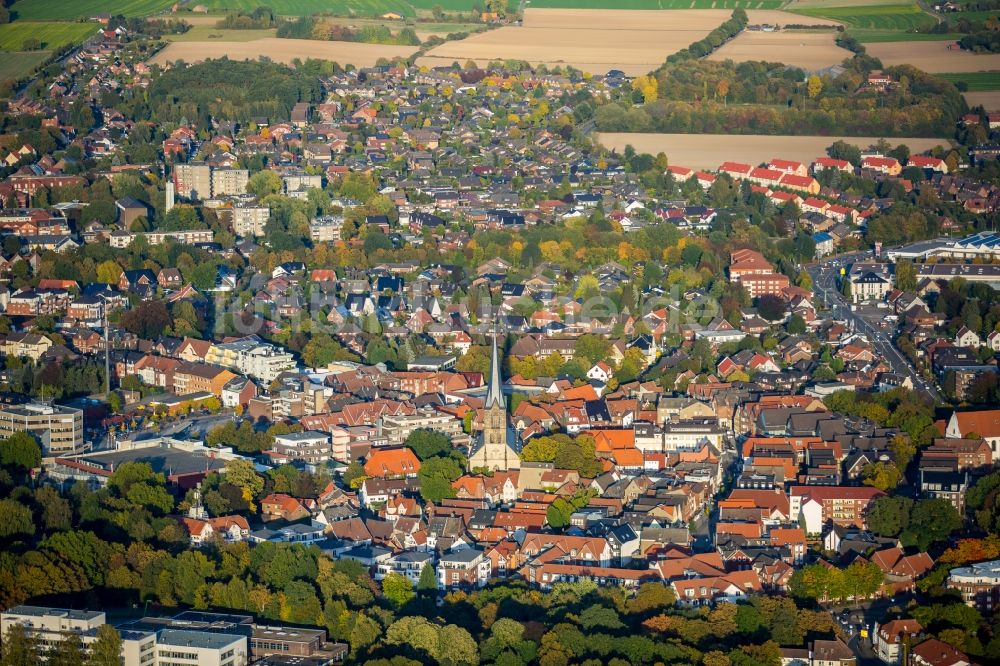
(807, 255, 941, 403)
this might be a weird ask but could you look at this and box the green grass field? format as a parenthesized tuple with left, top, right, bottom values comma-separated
(790, 4, 937, 31)
(163, 26, 278, 41)
(944, 9, 1000, 22)
(0, 50, 49, 82)
(0, 22, 97, 51)
(197, 0, 418, 16)
(11, 0, 174, 20)
(855, 30, 963, 42)
(529, 0, 783, 7)
(936, 71, 1000, 90)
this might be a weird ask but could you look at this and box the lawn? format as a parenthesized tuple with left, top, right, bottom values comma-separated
(789, 3, 937, 32)
(10, 0, 174, 20)
(0, 22, 97, 51)
(0, 50, 49, 83)
(935, 71, 1000, 90)
(528, 0, 783, 7)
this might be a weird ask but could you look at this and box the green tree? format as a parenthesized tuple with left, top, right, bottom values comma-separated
(49, 632, 86, 666)
(406, 430, 453, 460)
(87, 625, 122, 666)
(225, 458, 265, 506)
(867, 496, 913, 537)
(626, 583, 676, 614)
(903, 498, 963, 550)
(248, 170, 282, 197)
(0, 431, 42, 470)
(0, 498, 35, 539)
(0, 621, 38, 666)
(418, 456, 462, 503)
(417, 561, 438, 595)
(382, 572, 415, 608)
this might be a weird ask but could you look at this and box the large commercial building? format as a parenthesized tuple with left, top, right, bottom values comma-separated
(0, 401, 84, 456)
(947, 559, 1000, 613)
(887, 231, 1000, 262)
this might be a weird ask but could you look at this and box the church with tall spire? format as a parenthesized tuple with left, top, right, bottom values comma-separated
(467, 327, 520, 471)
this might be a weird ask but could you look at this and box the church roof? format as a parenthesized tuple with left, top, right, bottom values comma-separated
(485, 327, 505, 410)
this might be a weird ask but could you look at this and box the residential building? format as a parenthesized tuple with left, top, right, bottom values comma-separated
(174, 162, 212, 200)
(438, 549, 491, 589)
(211, 168, 249, 196)
(875, 619, 923, 665)
(232, 204, 269, 237)
(272, 431, 332, 465)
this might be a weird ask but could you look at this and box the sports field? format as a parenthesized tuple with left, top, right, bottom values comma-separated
(0, 50, 49, 83)
(10, 0, 174, 20)
(0, 22, 97, 51)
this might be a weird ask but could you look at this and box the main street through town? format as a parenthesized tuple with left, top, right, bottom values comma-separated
(806, 253, 941, 403)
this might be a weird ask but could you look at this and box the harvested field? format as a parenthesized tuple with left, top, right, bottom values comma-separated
(596, 132, 949, 170)
(708, 31, 851, 70)
(418, 8, 731, 75)
(964, 91, 1000, 111)
(417, 9, 837, 75)
(149, 37, 418, 67)
(742, 10, 840, 26)
(866, 41, 1000, 73)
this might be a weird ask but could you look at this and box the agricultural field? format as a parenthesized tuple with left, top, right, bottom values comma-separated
(788, 3, 936, 32)
(10, 0, 174, 20)
(963, 91, 1000, 110)
(867, 41, 1000, 72)
(418, 8, 732, 75)
(596, 132, 949, 170)
(194, 1, 417, 17)
(0, 51, 49, 83)
(163, 26, 278, 42)
(854, 31, 963, 42)
(149, 36, 419, 68)
(708, 31, 852, 71)
(935, 71, 1000, 90)
(0, 22, 97, 51)
(528, 0, 783, 8)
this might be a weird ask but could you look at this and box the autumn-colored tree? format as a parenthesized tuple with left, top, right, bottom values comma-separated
(807, 75, 823, 99)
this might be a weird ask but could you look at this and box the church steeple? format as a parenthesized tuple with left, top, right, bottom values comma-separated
(468, 321, 519, 472)
(485, 324, 505, 409)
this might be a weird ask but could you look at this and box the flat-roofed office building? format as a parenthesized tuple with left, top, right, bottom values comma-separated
(0, 402, 84, 455)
